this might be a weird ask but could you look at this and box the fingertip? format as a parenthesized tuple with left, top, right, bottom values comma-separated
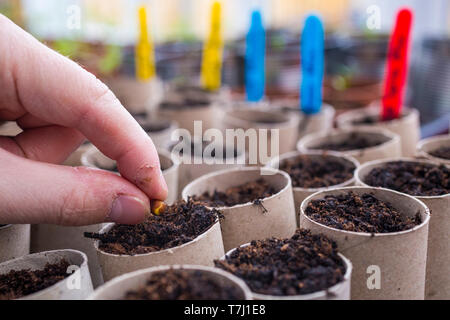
(134, 165, 169, 201)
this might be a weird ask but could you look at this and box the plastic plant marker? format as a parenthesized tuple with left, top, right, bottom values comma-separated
(201, 1, 224, 91)
(135, 5, 156, 81)
(381, 8, 413, 121)
(245, 10, 266, 102)
(300, 14, 324, 115)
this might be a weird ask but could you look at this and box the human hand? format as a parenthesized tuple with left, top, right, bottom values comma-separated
(0, 15, 168, 226)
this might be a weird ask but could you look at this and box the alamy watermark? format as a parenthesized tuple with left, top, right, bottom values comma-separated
(366, 265, 381, 290)
(66, 4, 81, 30)
(66, 265, 81, 290)
(366, 5, 381, 30)
(169, 121, 280, 173)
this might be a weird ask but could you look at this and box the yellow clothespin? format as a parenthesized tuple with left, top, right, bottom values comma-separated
(201, 1, 223, 91)
(135, 5, 156, 81)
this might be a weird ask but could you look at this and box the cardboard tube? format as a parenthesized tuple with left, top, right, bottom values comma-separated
(0, 249, 93, 300)
(355, 158, 450, 300)
(137, 117, 178, 149)
(297, 127, 401, 164)
(94, 221, 224, 282)
(300, 186, 430, 300)
(157, 103, 217, 136)
(81, 146, 179, 205)
(63, 142, 93, 167)
(163, 83, 231, 104)
(0, 224, 30, 263)
(220, 107, 301, 161)
(416, 134, 450, 165)
(265, 150, 359, 226)
(336, 105, 420, 157)
(88, 265, 252, 300)
(173, 140, 246, 195)
(103, 76, 163, 115)
(0, 121, 22, 136)
(182, 167, 297, 252)
(272, 102, 336, 140)
(220, 244, 352, 300)
(30, 224, 105, 288)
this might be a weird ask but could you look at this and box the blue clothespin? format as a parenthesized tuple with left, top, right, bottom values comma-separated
(245, 10, 265, 102)
(301, 14, 324, 114)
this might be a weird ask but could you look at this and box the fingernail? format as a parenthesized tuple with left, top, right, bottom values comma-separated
(108, 196, 149, 224)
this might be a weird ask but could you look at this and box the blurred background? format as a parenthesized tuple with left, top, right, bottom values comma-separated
(1, 0, 450, 135)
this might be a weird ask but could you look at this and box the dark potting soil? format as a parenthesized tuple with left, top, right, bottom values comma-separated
(177, 86, 214, 93)
(132, 111, 147, 118)
(174, 86, 217, 101)
(84, 200, 220, 255)
(124, 269, 244, 300)
(191, 179, 279, 207)
(364, 161, 450, 197)
(352, 116, 378, 124)
(352, 113, 405, 125)
(215, 229, 346, 296)
(0, 260, 70, 300)
(280, 155, 355, 188)
(159, 99, 210, 110)
(305, 192, 421, 233)
(254, 118, 285, 125)
(311, 133, 385, 151)
(429, 147, 450, 161)
(140, 122, 170, 133)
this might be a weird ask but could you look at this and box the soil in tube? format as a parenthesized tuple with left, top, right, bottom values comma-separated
(0, 260, 70, 300)
(175, 85, 217, 99)
(84, 200, 220, 255)
(364, 161, 450, 196)
(310, 132, 386, 152)
(279, 155, 355, 188)
(215, 229, 346, 296)
(253, 117, 285, 125)
(139, 122, 170, 133)
(160, 85, 214, 109)
(428, 147, 450, 161)
(124, 269, 244, 300)
(159, 100, 210, 110)
(304, 191, 421, 233)
(352, 113, 406, 125)
(191, 178, 279, 207)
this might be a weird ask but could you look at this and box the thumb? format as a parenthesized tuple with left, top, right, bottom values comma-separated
(0, 149, 150, 225)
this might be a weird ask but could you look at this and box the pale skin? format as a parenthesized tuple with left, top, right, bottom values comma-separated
(0, 15, 168, 226)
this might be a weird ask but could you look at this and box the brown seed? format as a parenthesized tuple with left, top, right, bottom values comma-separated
(151, 200, 167, 215)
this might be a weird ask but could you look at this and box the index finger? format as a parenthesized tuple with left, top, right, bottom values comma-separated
(0, 15, 168, 200)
